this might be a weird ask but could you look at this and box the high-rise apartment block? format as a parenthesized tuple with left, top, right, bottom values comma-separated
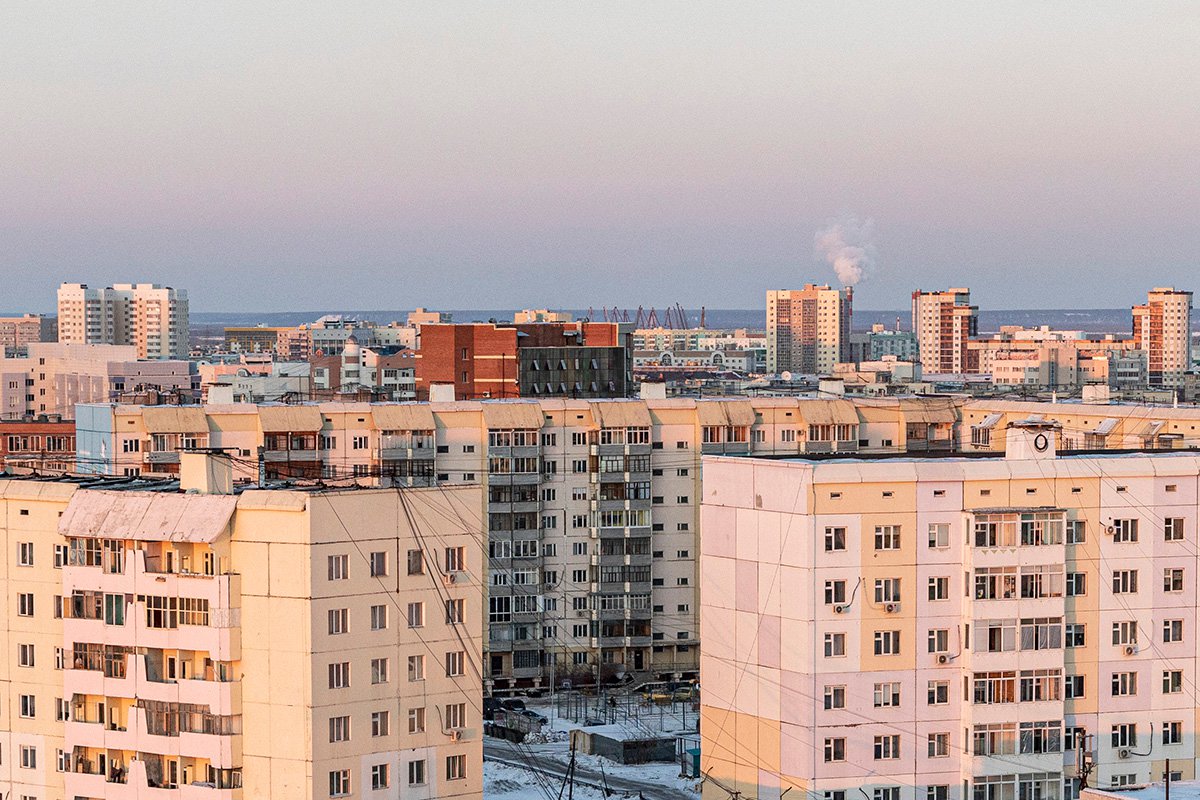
(0, 314, 56, 352)
(766, 285, 853, 375)
(57, 283, 190, 359)
(0, 456, 483, 800)
(1132, 287, 1193, 387)
(912, 288, 979, 374)
(701, 421, 1200, 800)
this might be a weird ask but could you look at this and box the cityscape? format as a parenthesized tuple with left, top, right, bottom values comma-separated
(4, 5, 1200, 800)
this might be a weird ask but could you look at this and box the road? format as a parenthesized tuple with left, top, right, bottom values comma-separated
(484, 737, 698, 800)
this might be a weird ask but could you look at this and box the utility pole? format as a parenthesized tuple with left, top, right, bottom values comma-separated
(1166, 759, 1172, 800)
(256, 446, 266, 486)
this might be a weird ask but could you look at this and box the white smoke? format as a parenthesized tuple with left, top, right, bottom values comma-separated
(814, 216, 876, 287)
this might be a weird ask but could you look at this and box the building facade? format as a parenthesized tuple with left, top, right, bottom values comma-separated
(0, 314, 56, 353)
(0, 460, 483, 800)
(701, 423, 1200, 800)
(57, 283, 190, 360)
(912, 288, 979, 374)
(1132, 288, 1193, 388)
(767, 286, 853, 375)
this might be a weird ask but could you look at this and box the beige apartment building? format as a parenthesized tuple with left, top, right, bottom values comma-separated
(0, 314, 55, 352)
(1132, 287, 1193, 388)
(701, 422, 1200, 800)
(0, 455, 482, 800)
(57, 283, 190, 360)
(767, 286, 853, 375)
(912, 288, 979, 374)
(961, 399, 1200, 453)
(72, 396, 959, 686)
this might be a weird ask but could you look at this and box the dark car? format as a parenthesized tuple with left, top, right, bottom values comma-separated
(501, 698, 527, 712)
(519, 709, 549, 725)
(483, 697, 501, 721)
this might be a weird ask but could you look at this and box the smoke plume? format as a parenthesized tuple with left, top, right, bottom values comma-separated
(814, 216, 876, 287)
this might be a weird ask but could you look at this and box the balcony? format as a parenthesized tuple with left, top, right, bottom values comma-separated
(66, 653, 240, 714)
(261, 448, 318, 463)
(145, 451, 182, 465)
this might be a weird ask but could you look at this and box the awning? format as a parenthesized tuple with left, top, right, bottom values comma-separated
(588, 401, 652, 428)
(973, 413, 1002, 430)
(143, 406, 208, 434)
(258, 405, 324, 432)
(59, 490, 238, 543)
(1091, 418, 1118, 436)
(723, 400, 756, 427)
(696, 401, 728, 426)
(371, 403, 436, 431)
(898, 398, 958, 424)
(798, 400, 859, 426)
(481, 402, 546, 430)
(1143, 421, 1165, 437)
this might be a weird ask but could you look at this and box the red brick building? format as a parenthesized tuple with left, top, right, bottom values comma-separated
(0, 417, 76, 473)
(415, 322, 630, 400)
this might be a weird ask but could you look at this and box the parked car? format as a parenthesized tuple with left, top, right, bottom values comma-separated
(483, 697, 501, 721)
(519, 709, 549, 725)
(501, 698, 527, 712)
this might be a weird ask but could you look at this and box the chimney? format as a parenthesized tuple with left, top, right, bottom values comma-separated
(180, 452, 233, 495)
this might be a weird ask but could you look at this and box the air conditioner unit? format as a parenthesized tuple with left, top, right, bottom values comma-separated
(937, 654, 950, 665)
(833, 604, 846, 614)
(443, 573, 459, 586)
(1123, 645, 1137, 656)
(885, 603, 899, 613)
(1105, 525, 1116, 535)
(448, 728, 463, 741)
(576, 610, 589, 618)
(1118, 748, 1131, 759)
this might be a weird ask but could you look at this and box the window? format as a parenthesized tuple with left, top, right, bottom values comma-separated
(1019, 721, 1062, 754)
(1020, 669, 1061, 701)
(371, 657, 389, 684)
(874, 577, 901, 603)
(873, 734, 900, 759)
(328, 662, 350, 689)
(446, 754, 467, 780)
(1163, 669, 1184, 694)
(446, 598, 464, 624)
(823, 685, 845, 709)
(407, 602, 424, 628)
(369, 551, 388, 577)
(1066, 572, 1087, 596)
(928, 576, 949, 601)
(329, 769, 351, 797)
(17, 592, 33, 616)
(407, 549, 424, 575)
(408, 706, 426, 733)
(972, 672, 1016, 704)
(1111, 671, 1137, 696)
(824, 632, 845, 657)
(1163, 619, 1184, 643)
(874, 525, 900, 550)
(824, 738, 846, 762)
(927, 681, 949, 705)
(1065, 675, 1084, 698)
(20, 693, 35, 718)
(928, 787, 949, 800)
(928, 628, 949, 653)
(371, 764, 390, 790)
(824, 580, 846, 605)
(371, 604, 388, 630)
(20, 745, 36, 769)
(873, 682, 901, 707)
(1163, 721, 1183, 745)
(1066, 519, 1086, 544)
(1112, 569, 1138, 594)
(372, 710, 390, 736)
(1111, 620, 1138, 647)
(875, 790, 900, 800)
(445, 702, 466, 729)
(17, 541, 33, 566)
(445, 650, 465, 677)
(408, 655, 425, 681)
(1065, 623, 1086, 648)
(928, 523, 950, 548)
(328, 554, 348, 581)
(328, 608, 348, 635)
(928, 732, 950, 757)
(824, 526, 846, 552)
(1111, 723, 1137, 748)
(329, 715, 351, 742)
(1164, 518, 1184, 541)
(408, 760, 427, 786)
(18, 643, 34, 667)
(1112, 518, 1138, 542)
(1021, 617, 1063, 650)
(1164, 568, 1184, 592)
(874, 630, 900, 655)
(445, 546, 465, 572)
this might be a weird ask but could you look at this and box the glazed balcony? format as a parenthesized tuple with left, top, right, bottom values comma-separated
(66, 653, 240, 715)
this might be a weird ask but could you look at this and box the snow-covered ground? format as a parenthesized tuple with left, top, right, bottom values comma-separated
(484, 757, 703, 800)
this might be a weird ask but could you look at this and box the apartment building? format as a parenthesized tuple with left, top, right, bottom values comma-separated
(912, 288, 979, 374)
(967, 328, 1145, 390)
(0, 456, 483, 800)
(57, 283, 190, 359)
(0, 314, 56, 352)
(311, 338, 415, 401)
(415, 322, 631, 400)
(0, 416, 76, 472)
(1132, 288, 1193, 388)
(960, 399, 1200, 453)
(0, 342, 198, 419)
(701, 421, 1200, 800)
(767, 286, 853, 375)
(71, 396, 958, 686)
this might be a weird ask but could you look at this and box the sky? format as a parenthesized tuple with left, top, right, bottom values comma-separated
(2, 2, 1199, 313)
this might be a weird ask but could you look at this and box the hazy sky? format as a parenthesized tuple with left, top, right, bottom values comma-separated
(3, 2, 1198, 312)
